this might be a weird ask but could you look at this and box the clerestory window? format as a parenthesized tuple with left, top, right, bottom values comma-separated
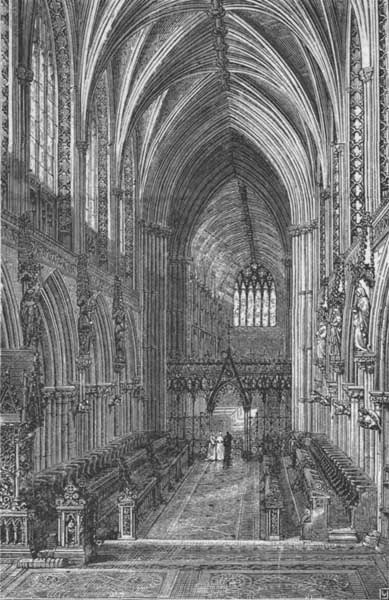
(30, 5, 57, 190)
(233, 264, 276, 327)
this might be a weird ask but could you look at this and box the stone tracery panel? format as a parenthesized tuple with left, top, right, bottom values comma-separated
(379, 0, 389, 204)
(47, 0, 72, 244)
(349, 13, 365, 240)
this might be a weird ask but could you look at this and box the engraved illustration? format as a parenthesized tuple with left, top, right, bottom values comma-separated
(1, 1, 389, 598)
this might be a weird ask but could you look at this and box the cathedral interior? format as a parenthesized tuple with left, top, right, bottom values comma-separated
(1, 0, 389, 598)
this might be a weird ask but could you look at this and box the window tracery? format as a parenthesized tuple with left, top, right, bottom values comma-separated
(233, 264, 276, 327)
(30, 5, 57, 191)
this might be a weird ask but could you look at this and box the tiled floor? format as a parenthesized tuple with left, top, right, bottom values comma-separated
(2, 458, 388, 599)
(3, 544, 388, 599)
(147, 457, 261, 540)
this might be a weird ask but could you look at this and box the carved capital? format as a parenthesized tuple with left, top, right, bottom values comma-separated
(343, 384, 364, 405)
(354, 351, 376, 373)
(370, 391, 389, 408)
(76, 140, 88, 155)
(288, 220, 318, 237)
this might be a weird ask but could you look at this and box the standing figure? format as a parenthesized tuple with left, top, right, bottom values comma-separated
(329, 306, 342, 357)
(207, 432, 216, 461)
(315, 322, 327, 366)
(223, 431, 233, 462)
(353, 285, 370, 351)
(216, 432, 225, 461)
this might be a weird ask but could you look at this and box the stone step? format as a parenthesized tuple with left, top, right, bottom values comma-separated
(328, 528, 358, 544)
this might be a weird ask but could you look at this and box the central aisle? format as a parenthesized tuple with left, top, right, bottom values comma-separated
(147, 457, 261, 540)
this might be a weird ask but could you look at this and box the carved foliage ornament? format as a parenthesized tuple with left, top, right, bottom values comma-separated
(112, 275, 126, 371)
(378, 0, 389, 203)
(47, 0, 72, 236)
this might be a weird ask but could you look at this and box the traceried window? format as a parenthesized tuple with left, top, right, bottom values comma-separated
(86, 117, 98, 230)
(30, 6, 57, 190)
(233, 264, 276, 327)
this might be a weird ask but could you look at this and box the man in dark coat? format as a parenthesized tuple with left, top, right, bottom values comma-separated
(223, 431, 233, 462)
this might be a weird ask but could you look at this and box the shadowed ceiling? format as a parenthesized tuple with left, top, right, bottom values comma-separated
(72, 0, 349, 297)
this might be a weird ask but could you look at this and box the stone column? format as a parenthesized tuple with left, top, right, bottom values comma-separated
(289, 220, 317, 432)
(15, 65, 33, 213)
(355, 352, 376, 478)
(370, 391, 389, 536)
(361, 67, 380, 215)
(75, 141, 88, 254)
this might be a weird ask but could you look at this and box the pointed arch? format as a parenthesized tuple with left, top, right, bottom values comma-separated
(91, 294, 114, 383)
(125, 308, 139, 379)
(39, 270, 77, 385)
(370, 239, 389, 389)
(1, 264, 22, 349)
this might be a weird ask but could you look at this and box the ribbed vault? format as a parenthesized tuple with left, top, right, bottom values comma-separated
(71, 0, 350, 297)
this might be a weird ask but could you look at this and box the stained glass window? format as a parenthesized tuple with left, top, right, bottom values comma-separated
(233, 264, 276, 327)
(29, 5, 57, 190)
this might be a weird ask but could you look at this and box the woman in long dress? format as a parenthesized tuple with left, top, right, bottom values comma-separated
(216, 432, 225, 461)
(207, 433, 216, 461)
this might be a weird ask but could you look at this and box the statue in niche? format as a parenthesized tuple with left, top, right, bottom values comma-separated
(315, 323, 327, 367)
(328, 306, 342, 357)
(20, 278, 41, 348)
(114, 308, 126, 364)
(78, 304, 94, 355)
(353, 285, 370, 351)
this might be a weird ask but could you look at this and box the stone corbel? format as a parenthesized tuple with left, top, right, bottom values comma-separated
(309, 390, 331, 407)
(343, 384, 364, 406)
(369, 391, 389, 434)
(358, 407, 382, 432)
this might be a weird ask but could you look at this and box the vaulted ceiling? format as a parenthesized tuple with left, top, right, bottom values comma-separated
(71, 0, 350, 297)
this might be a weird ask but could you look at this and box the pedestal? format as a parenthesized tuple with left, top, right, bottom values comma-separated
(118, 488, 137, 540)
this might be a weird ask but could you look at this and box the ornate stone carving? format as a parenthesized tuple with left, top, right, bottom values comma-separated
(76, 254, 95, 360)
(288, 220, 318, 237)
(315, 279, 329, 370)
(122, 141, 134, 281)
(56, 483, 87, 548)
(327, 257, 345, 359)
(209, 0, 230, 91)
(352, 284, 370, 351)
(319, 189, 329, 283)
(358, 407, 381, 432)
(18, 214, 43, 349)
(354, 351, 376, 373)
(47, 0, 72, 241)
(349, 210, 375, 286)
(25, 352, 45, 430)
(332, 144, 344, 256)
(112, 275, 126, 372)
(379, 0, 389, 204)
(1, 0, 9, 204)
(349, 13, 365, 240)
(95, 75, 109, 266)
